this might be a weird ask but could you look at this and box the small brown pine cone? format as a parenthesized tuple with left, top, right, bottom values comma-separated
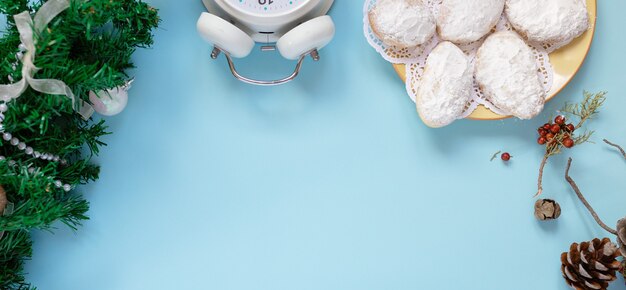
(561, 238, 622, 290)
(0, 185, 6, 215)
(617, 218, 626, 257)
(535, 199, 561, 220)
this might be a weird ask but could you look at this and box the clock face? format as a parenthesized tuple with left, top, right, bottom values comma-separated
(226, 0, 308, 15)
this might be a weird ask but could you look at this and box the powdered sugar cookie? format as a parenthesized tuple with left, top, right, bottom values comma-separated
(437, 0, 504, 44)
(368, 0, 436, 48)
(475, 31, 545, 119)
(416, 41, 472, 128)
(505, 0, 589, 44)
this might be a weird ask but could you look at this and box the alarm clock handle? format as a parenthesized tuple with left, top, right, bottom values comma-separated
(276, 16, 335, 60)
(197, 13, 255, 58)
(210, 46, 320, 86)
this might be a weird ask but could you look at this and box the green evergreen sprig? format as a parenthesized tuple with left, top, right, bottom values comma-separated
(0, 1, 159, 289)
(536, 91, 606, 197)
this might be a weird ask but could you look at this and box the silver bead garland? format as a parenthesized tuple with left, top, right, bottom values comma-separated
(0, 43, 74, 193)
(0, 154, 73, 192)
(1, 131, 66, 164)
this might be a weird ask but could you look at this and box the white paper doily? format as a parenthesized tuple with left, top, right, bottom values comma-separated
(363, 0, 561, 117)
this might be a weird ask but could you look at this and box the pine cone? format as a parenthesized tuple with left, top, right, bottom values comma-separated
(561, 238, 622, 290)
(535, 199, 561, 220)
(617, 218, 626, 257)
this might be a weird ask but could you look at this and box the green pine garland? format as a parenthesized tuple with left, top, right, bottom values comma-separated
(0, 0, 159, 288)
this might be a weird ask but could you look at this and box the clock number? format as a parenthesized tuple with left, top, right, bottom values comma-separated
(258, 0, 274, 5)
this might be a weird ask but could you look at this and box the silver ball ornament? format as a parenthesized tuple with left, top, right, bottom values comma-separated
(89, 87, 129, 116)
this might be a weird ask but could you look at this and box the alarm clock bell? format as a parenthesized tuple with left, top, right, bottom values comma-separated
(197, 0, 335, 86)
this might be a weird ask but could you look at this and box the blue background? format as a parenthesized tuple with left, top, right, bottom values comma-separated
(3, 0, 626, 289)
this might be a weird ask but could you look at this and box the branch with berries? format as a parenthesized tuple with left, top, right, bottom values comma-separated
(535, 91, 606, 197)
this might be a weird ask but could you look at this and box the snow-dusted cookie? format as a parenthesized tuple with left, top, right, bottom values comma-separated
(475, 31, 545, 119)
(437, 0, 504, 44)
(368, 0, 436, 48)
(505, 0, 589, 44)
(416, 42, 472, 128)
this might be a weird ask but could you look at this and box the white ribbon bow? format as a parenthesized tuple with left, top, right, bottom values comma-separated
(0, 0, 94, 119)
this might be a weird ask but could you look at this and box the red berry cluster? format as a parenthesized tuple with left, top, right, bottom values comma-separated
(537, 115, 575, 148)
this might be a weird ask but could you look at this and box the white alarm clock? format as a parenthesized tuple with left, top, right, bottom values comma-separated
(197, 0, 335, 86)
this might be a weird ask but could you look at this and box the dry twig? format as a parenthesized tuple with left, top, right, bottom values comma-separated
(604, 139, 626, 159)
(536, 156, 549, 197)
(564, 158, 617, 235)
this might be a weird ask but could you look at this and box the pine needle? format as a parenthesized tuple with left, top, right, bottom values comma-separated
(490, 151, 502, 162)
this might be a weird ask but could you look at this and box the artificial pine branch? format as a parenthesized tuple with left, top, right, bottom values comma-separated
(0, 230, 32, 290)
(0, 0, 159, 288)
(536, 91, 606, 196)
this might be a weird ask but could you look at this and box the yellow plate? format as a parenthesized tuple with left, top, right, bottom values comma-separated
(393, 0, 597, 120)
